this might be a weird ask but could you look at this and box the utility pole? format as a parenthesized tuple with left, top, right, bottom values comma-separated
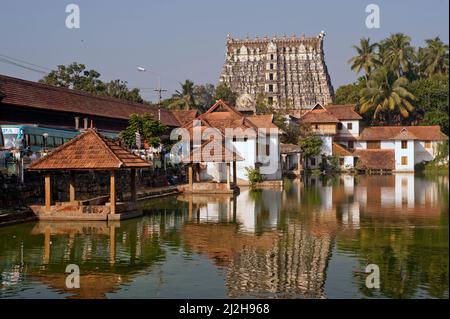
(154, 87, 167, 122)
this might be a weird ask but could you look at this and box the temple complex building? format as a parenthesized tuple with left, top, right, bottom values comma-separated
(219, 32, 334, 111)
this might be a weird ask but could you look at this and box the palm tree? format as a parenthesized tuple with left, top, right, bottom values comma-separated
(168, 80, 196, 110)
(348, 37, 380, 84)
(380, 33, 414, 78)
(359, 67, 416, 124)
(421, 37, 449, 78)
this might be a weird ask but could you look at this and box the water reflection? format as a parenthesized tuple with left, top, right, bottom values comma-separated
(0, 174, 447, 299)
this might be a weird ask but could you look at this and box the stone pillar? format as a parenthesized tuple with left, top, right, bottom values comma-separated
(226, 162, 231, 190)
(45, 174, 51, 210)
(69, 171, 76, 202)
(110, 170, 116, 214)
(130, 169, 137, 202)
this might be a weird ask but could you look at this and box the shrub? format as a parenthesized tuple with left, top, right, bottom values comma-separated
(245, 167, 264, 187)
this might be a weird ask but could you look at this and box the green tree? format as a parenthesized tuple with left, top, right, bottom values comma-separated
(119, 113, 166, 148)
(40, 62, 145, 103)
(168, 80, 196, 110)
(334, 78, 366, 104)
(420, 37, 449, 78)
(359, 67, 416, 124)
(299, 131, 323, 171)
(348, 37, 380, 84)
(407, 74, 449, 132)
(193, 83, 215, 112)
(214, 83, 237, 105)
(379, 33, 414, 78)
(255, 93, 273, 115)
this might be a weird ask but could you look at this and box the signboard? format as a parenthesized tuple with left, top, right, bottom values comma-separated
(1, 127, 20, 135)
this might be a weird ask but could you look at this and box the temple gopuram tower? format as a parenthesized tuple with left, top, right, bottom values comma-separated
(219, 31, 334, 111)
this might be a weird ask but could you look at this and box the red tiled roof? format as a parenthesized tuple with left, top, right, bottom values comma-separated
(171, 109, 198, 126)
(0, 74, 180, 127)
(353, 149, 395, 170)
(332, 142, 353, 157)
(184, 139, 244, 163)
(326, 104, 363, 120)
(359, 126, 447, 141)
(299, 109, 340, 123)
(28, 129, 151, 170)
(246, 114, 278, 129)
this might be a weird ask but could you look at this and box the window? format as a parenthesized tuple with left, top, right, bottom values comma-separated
(424, 141, 431, 148)
(315, 124, 319, 130)
(268, 84, 273, 92)
(401, 156, 408, 165)
(348, 141, 354, 149)
(268, 97, 273, 105)
(270, 54, 274, 60)
(401, 140, 408, 149)
(367, 141, 380, 149)
(269, 73, 274, 80)
(339, 158, 345, 166)
(310, 157, 316, 166)
(266, 142, 270, 156)
(347, 123, 353, 130)
(47, 137, 55, 147)
(337, 123, 343, 130)
(270, 63, 274, 70)
(35, 135, 44, 146)
(55, 137, 64, 146)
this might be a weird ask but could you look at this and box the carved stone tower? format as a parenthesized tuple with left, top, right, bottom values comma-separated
(219, 32, 334, 110)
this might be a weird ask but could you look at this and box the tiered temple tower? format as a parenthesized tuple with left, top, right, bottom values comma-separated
(219, 32, 334, 111)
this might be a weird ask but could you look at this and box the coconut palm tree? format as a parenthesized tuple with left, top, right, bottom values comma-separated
(348, 37, 380, 84)
(379, 33, 414, 78)
(168, 80, 196, 110)
(359, 67, 416, 124)
(421, 37, 449, 78)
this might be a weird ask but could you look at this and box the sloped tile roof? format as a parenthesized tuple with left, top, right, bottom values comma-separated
(28, 129, 151, 170)
(0, 74, 180, 127)
(359, 126, 447, 141)
(353, 149, 395, 170)
(280, 143, 301, 154)
(332, 142, 353, 156)
(299, 109, 340, 123)
(183, 139, 244, 163)
(171, 109, 198, 126)
(246, 114, 278, 129)
(326, 104, 363, 120)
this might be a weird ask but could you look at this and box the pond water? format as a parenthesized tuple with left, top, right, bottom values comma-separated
(0, 174, 448, 299)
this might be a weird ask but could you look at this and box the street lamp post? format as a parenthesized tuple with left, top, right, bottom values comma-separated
(137, 67, 167, 122)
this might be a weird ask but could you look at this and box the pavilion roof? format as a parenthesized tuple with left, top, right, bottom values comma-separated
(28, 129, 151, 170)
(183, 139, 244, 163)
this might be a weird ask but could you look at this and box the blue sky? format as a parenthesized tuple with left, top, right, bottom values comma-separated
(0, 0, 448, 102)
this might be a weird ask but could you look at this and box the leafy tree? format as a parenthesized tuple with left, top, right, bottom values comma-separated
(214, 82, 237, 105)
(420, 37, 449, 78)
(119, 113, 166, 149)
(379, 33, 414, 78)
(359, 67, 416, 124)
(245, 167, 264, 187)
(168, 80, 196, 110)
(407, 74, 449, 132)
(193, 83, 215, 112)
(299, 131, 323, 171)
(348, 37, 380, 84)
(334, 78, 366, 104)
(255, 93, 273, 115)
(40, 62, 145, 103)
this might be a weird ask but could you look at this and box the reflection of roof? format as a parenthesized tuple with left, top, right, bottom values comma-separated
(332, 142, 352, 156)
(326, 105, 363, 120)
(353, 149, 395, 170)
(280, 143, 301, 154)
(28, 129, 151, 170)
(359, 126, 447, 141)
(0, 74, 180, 127)
(184, 139, 244, 163)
